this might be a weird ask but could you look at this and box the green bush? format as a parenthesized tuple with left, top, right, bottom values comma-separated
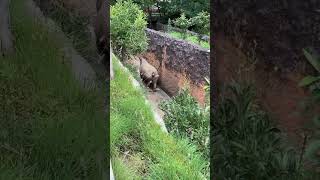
(299, 47, 320, 170)
(212, 82, 307, 179)
(158, 0, 209, 20)
(160, 89, 209, 157)
(173, 13, 191, 39)
(111, 0, 148, 59)
(191, 11, 210, 43)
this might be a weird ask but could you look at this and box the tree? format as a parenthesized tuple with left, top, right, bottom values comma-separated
(191, 11, 210, 43)
(173, 13, 191, 39)
(110, 0, 148, 60)
(158, 0, 209, 21)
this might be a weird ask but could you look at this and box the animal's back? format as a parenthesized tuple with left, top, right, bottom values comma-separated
(140, 58, 158, 77)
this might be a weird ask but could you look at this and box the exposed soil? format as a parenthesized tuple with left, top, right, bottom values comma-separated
(216, 32, 316, 145)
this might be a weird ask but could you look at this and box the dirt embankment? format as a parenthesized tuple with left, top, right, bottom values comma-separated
(214, 0, 320, 144)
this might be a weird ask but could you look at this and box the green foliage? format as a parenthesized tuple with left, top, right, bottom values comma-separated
(191, 11, 210, 43)
(160, 89, 209, 158)
(111, 55, 208, 179)
(133, 0, 156, 9)
(173, 13, 192, 39)
(213, 82, 306, 179)
(303, 48, 320, 73)
(305, 117, 320, 167)
(299, 49, 320, 101)
(0, 1, 106, 179)
(300, 48, 320, 170)
(159, 0, 209, 20)
(167, 18, 173, 32)
(111, 0, 148, 59)
(169, 31, 210, 49)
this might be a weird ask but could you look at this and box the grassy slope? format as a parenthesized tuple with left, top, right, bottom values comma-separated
(110, 55, 208, 179)
(169, 31, 210, 49)
(0, 1, 106, 179)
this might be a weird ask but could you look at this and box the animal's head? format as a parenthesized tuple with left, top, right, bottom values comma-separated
(152, 72, 159, 78)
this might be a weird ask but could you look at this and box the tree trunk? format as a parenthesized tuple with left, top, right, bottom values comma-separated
(0, 0, 14, 56)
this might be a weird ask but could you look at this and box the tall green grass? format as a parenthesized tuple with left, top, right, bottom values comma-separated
(111, 54, 208, 179)
(0, 1, 106, 179)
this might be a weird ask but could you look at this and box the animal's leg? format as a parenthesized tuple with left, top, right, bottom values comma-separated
(152, 76, 159, 91)
(146, 80, 152, 87)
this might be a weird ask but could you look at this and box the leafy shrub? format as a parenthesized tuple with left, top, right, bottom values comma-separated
(212, 82, 306, 180)
(158, 0, 209, 20)
(111, 0, 148, 59)
(160, 89, 209, 157)
(190, 11, 210, 43)
(299, 48, 320, 101)
(299, 47, 320, 170)
(173, 13, 191, 39)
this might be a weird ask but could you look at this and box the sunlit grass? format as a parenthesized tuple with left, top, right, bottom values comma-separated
(168, 31, 210, 49)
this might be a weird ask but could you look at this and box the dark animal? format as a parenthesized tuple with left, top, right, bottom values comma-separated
(139, 57, 159, 91)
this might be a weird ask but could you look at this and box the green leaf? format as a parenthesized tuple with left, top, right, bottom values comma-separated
(303, 48, 320, 73)
(298, 76, 320, 87)
(230, 141, 247, 151)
